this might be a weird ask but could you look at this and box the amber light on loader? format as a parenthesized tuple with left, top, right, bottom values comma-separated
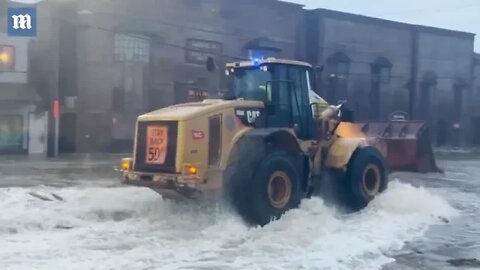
(184, 165, 198, 175)
(121, 158, 133, 172)
(335, 122, 365, 138)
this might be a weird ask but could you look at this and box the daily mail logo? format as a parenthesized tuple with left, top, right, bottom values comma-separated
(8, 8, 37, 37)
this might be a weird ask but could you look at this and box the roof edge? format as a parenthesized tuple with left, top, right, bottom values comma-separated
(275, 0, 305, 8)
(311, 8, 475, 39)
(474, 53, 480, 64)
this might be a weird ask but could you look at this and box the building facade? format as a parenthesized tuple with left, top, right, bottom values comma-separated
(416, 28, 474, 147)
(305, 9, 476, 146)
(22, 0, 479, 153)
(471, 53, 480, 146)
(0, 4, 47, 155)
(34, 0, 304, 153)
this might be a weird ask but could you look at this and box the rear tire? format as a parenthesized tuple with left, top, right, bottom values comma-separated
(344, 146, 388, 210)
(224, 147, 302, 226)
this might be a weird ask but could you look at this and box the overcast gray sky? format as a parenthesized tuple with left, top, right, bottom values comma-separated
(286, 0, 479, 52)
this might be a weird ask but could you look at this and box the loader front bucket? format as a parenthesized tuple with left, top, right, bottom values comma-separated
(355, 121, 442, 173)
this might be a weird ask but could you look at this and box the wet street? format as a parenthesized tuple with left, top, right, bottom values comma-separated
(0, 151, 479, 270)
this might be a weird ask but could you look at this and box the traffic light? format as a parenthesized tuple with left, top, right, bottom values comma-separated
(0, 46, 14, 72)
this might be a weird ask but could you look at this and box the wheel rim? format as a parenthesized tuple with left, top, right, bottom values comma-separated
(362, 164, 381, 196)
(267, 171, 292, 209)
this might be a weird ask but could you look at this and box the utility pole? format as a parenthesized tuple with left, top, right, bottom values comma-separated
(53, 99, 60, 157)
(46, 3, 61, 158)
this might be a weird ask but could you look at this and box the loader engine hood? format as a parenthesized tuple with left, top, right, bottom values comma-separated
(138, 99, 263, 122)
(132, 99, 264, 176)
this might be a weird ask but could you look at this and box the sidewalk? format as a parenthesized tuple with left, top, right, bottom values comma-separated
(0, 153, 128, 168)
(0, 154, 127, 188)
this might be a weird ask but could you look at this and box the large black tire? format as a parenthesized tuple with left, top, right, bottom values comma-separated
(224, 142, 302, 226)
(343, 146, 388, 210)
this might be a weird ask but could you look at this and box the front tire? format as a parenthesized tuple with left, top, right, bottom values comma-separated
(225, 149, 302, 226)
(344, 146, 388, 210)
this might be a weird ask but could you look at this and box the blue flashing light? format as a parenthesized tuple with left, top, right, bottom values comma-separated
(250, 55, 265, 66)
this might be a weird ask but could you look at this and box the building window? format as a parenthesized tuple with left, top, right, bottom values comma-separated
(369, 57, 392, 120)
(114, 34, 150, 63)
(0, 45, 15, 72)
(436, 119, 447, 146)
(327, 52, 350, 79)
(379, 67, 391, 83)
(185, 38, 223, 65)
(326, 52, 350, 104)
(419, 73, 437, 119)
(0, 115, 23, 152)
(112, 86, 125, 112)
(453, 81, 465, 120)
(419, 81, 434, 111)
(371, 57, 392, 84)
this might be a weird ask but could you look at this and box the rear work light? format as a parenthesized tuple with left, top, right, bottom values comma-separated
(184, 164, 198, 175)
(121, 158, 133, 172)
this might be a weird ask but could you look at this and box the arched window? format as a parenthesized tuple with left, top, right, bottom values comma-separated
(453, 78, 467, 120)
(370, 57, 392, 120)
(325, 52, 350, 103)
(326, 52, 350, 79)
(371, 57, 392, 84)
(419, 72, 437, 119)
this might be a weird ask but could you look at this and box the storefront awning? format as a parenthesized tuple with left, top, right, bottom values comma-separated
(0, 83, 41, 103)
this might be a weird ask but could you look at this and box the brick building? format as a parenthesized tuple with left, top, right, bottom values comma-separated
(21, 0, 478, 153)
(304, 9, 475, 146)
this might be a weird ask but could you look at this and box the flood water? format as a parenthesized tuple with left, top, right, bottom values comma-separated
(0, 151, 478, 270)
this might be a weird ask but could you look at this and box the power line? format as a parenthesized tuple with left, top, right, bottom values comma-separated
(331, 73, 469, 81)
(72, 7, 474, 62)
(75, 23, 248, 61)
(73, 23, 472, 81)
(379, 3, 480, 16)
(76, 20, 472, 74)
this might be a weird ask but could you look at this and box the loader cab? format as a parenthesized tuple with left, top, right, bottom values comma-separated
(225, 58, 317, 140)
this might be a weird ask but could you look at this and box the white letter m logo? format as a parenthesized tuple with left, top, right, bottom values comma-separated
(12, 14, 32, 30)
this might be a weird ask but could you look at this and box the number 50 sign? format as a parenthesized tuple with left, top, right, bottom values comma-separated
(145, 126, 168, 165)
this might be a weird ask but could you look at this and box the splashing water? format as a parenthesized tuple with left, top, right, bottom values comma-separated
(0, 180, 457, 270)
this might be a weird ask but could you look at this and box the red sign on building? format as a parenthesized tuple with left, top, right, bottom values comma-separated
(53, 99, 60, 119)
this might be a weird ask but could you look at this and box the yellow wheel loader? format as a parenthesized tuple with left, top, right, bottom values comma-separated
(119, 58, 440, 226)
